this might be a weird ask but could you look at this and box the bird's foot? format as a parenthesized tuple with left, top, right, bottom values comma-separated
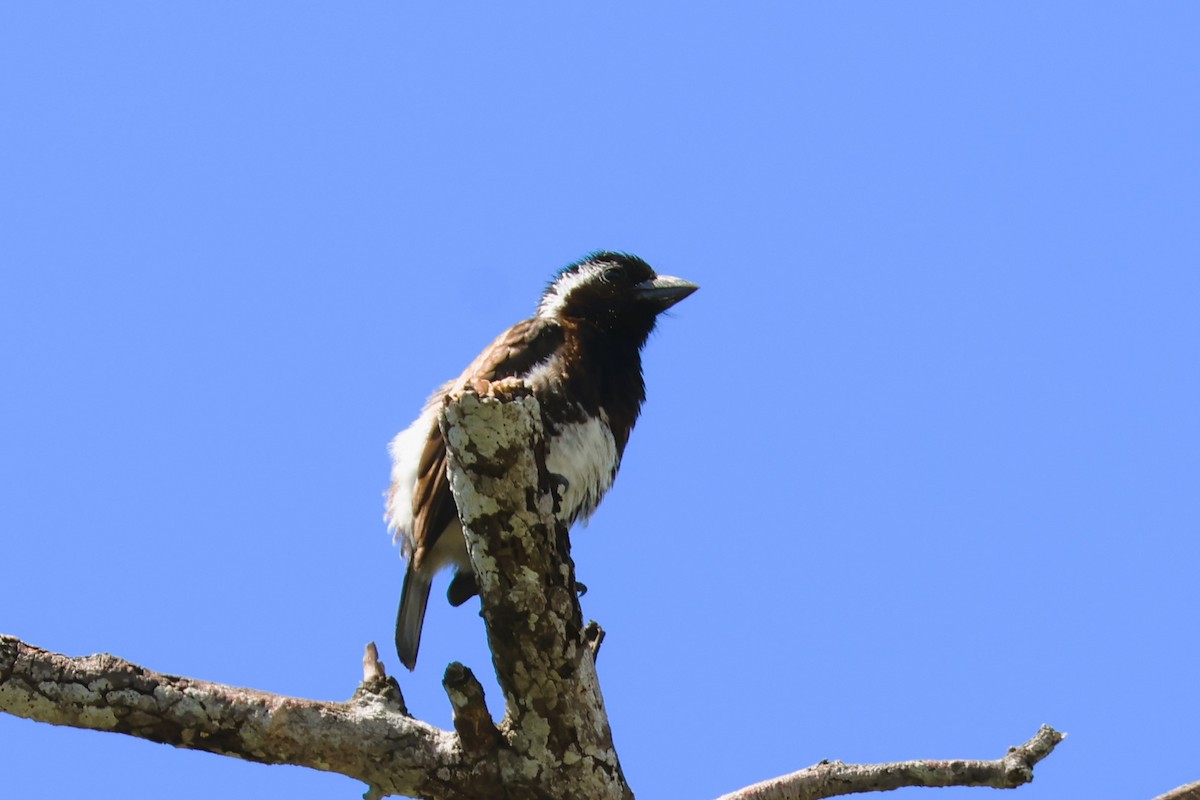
(471, 376, 530, 401)
(547, 472, 570, 514)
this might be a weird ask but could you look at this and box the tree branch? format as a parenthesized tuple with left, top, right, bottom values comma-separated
(1155, 781, 1200, 800)
(0, 386, 631, 800)
(714, 725, 1065, 800)
(442, 661, 500, 756)
(439, 384, 632, 800)
(0, 383, 1067, 800)
(0, 635, 495, 799)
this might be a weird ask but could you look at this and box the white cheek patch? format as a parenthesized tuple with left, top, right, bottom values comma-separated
(545, 414, 619, 523)
(537, 263, 606, 318)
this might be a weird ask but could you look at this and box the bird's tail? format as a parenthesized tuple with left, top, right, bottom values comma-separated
(396, 563, 432, 671)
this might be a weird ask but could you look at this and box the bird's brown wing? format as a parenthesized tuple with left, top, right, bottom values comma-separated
(410, 317, 565, 570)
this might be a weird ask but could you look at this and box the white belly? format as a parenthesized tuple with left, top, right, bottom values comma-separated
(544, 414, 619, 524)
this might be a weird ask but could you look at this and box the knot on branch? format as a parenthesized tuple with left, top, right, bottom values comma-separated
(352, 643, 407, 714)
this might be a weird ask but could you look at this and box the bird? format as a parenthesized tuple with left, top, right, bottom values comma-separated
(385, 251, 697, 670)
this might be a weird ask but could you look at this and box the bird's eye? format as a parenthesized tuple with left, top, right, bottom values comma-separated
(602, 266, 623, 283)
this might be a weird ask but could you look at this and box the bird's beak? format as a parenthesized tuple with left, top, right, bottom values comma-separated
(634, 275, 699, 309)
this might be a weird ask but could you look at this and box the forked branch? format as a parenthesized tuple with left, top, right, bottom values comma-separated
(0, 386, 1067, 800)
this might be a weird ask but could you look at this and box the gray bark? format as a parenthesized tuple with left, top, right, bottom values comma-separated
(0, 385, 1068, 799)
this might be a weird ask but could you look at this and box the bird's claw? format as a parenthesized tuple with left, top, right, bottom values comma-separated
(547, 473, 570, 513)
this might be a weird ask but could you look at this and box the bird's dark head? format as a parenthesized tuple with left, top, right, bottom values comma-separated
(538, 252, 698, 341)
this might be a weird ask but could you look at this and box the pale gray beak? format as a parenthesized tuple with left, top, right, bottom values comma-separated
(633, 275, 699, 309)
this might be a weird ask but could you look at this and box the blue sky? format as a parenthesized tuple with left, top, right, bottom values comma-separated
(2, 4, 1198, 799)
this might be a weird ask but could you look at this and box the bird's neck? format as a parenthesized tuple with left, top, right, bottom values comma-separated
(563, 320, 650, 455)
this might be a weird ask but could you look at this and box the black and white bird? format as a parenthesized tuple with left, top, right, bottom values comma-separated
(385, 252, 697, 670)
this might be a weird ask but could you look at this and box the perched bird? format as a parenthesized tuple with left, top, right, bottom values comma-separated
(385, 251, 697, 670)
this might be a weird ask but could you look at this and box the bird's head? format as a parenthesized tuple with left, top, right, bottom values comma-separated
(537, 252, 698, 341)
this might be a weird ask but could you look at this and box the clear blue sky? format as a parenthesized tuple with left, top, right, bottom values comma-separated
(2, 4, 1197, 799)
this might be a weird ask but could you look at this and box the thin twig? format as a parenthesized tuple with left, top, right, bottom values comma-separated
(715, 725, 1065, 800)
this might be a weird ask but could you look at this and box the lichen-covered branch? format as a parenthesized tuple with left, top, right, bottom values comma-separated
(0, 384, 1066, 800)
(439, 385, 632, 800)
(714, 725, 1065, 800)
(442, 661, 500, 756)
(0, 386, 631, 800)
(0, 635, 489, 800)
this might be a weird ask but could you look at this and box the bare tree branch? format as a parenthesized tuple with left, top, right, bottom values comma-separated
(0, 386, 631, 800)
(439, 384, 632, 800)
(0, 384, 1066, 800)
(442, 661, 500, 756)
(0, 634, 491, 799)
(714, 725, 1065, 800)
(1155, 781, 1200, 800)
